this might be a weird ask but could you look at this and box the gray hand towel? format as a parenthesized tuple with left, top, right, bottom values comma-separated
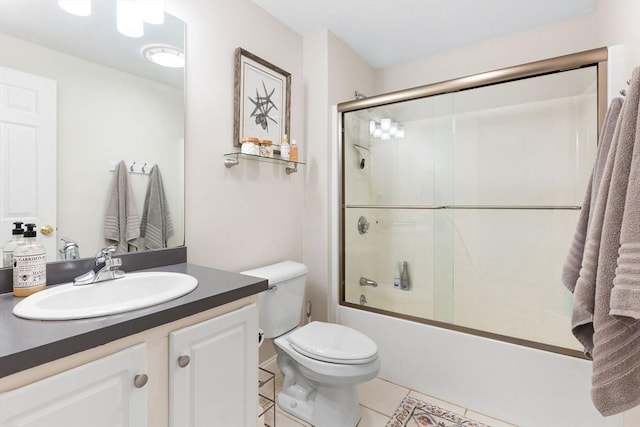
(104, 160, 140, 254)
(589, 67, 640, 416)
(140, 165, 174, 250)
(566, 98, 622, 357)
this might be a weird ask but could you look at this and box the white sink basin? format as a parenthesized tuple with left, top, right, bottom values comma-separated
(13, 272, 198, 320)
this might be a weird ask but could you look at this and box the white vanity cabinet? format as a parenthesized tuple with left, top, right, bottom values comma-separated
(0, 343, 148, 427)
(169, 303, 258, 426)
(0, 297, 259, 427)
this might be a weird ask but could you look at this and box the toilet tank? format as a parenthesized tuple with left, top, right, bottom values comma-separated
(241, 261, 308, 339)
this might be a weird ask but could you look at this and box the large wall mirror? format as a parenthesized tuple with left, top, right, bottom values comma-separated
(0, 1, 185, 265)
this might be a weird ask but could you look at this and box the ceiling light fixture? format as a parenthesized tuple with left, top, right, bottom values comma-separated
(143, 45, 185, 68)
(116, 0, 165, 38)
(57, 0, 91, 16)
(370, 118, 404, 140)
(117, 0, 144, 38)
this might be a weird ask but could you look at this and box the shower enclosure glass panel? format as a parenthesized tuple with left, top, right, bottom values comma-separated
(342, 65, 598, 353)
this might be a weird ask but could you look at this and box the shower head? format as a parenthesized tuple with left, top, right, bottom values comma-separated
(353, 144, 369, 169)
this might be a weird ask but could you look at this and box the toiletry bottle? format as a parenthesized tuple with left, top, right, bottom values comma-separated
(400, 261, 410, 290)
(281, 134, 290, 160)
(13, 223, 46, 297)
(393, 262, 401, 288)
(2, 222, 25, 268)
(290, 139, 299, 162)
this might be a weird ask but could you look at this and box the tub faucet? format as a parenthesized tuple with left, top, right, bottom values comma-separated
(359, 277, 377, 287)
(73, 246, 125, 285)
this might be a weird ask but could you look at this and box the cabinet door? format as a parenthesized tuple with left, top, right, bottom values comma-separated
(170, 303, 258, 427)
(0, 343, 147, 427)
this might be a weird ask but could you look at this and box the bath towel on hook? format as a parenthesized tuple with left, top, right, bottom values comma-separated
(568, 67, 640, 416)
(140, 165, 174, 250)
(104, 160, 140, 253)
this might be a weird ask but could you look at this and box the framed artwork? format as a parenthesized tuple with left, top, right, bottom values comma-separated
(234, 48, 291, 147)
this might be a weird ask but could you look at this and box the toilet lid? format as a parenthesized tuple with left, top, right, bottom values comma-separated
(287, 322, 378, 364)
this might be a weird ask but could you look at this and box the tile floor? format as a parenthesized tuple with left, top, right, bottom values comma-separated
(260, 360, 517, 427)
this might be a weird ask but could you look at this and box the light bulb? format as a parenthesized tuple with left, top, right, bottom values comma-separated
(369, 120, 376, 135)
(381, 118, 391, 132)
(395, 126, 405, 138)
(117, 0, 144, 38)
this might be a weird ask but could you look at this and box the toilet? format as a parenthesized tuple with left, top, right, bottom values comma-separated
(242, 261, 380, 427)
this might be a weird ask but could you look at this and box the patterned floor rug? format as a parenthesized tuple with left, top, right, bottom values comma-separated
(386, 396, 491, 427)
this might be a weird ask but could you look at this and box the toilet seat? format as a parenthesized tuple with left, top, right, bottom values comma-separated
(287, 322, 378, 365)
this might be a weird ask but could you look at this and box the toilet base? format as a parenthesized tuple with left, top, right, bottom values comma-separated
(277, 383, 361, 427)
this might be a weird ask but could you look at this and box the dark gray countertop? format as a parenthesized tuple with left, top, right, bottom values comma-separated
(0, 263, 267, 378)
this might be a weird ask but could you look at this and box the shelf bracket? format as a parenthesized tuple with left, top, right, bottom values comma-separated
(285, 163, 298, 174)
(224, 155, 239, 168)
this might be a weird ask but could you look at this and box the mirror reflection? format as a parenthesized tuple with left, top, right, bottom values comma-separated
(0, 1, 185, 264)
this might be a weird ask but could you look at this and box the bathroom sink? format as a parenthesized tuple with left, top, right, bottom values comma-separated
(13, 272, 198, 320)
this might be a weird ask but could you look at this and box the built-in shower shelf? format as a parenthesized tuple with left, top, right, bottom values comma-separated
(224, 152, 305, 174)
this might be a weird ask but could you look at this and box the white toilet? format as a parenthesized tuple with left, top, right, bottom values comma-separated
(242, 261, 380, 427)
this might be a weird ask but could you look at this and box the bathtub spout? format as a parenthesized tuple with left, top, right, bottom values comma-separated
(359, 277, 377, 287)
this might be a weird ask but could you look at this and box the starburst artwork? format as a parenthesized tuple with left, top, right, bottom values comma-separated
(234, 48, 291, 146)
(249, 81, 278, 132)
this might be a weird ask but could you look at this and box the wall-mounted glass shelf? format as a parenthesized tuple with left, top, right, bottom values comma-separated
(224, 152, 305, 174)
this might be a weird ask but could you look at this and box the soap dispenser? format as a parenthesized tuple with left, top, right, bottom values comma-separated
(12, 223, 46, 297)
(2, 221, 25, 268)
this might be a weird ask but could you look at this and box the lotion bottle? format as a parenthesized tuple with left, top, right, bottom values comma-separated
(280, 134, 290, 160)
(13, 223, 46, 297)
(290, 139, 299, 162)
(2, 221, 24, 268)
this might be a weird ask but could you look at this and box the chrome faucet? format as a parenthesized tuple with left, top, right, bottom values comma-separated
(73, 246, 125, 285)
(59, 237, 79, 260)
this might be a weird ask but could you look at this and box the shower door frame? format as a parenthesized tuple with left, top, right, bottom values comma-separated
(337, 47, 609, 359)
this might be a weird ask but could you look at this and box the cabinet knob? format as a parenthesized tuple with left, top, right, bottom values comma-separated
(178, 355, 191, 368)
(133, 374, 148, 388)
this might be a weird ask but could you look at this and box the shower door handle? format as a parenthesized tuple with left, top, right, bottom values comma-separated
(359, 277, 377, 287)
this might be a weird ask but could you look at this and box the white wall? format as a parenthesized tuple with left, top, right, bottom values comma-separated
(302, 29, 375, 326)
(165, 1, 304, 273)
(0, 34, 184, 258)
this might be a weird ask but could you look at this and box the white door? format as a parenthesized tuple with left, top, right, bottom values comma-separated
(169, 304, 259, 427)
(0, 66, 57, 261)
(0, 344, 148, 426)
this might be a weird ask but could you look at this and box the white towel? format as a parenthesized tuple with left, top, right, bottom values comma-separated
(140, 165, 174, 250)
(104, 160, 140, 254)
